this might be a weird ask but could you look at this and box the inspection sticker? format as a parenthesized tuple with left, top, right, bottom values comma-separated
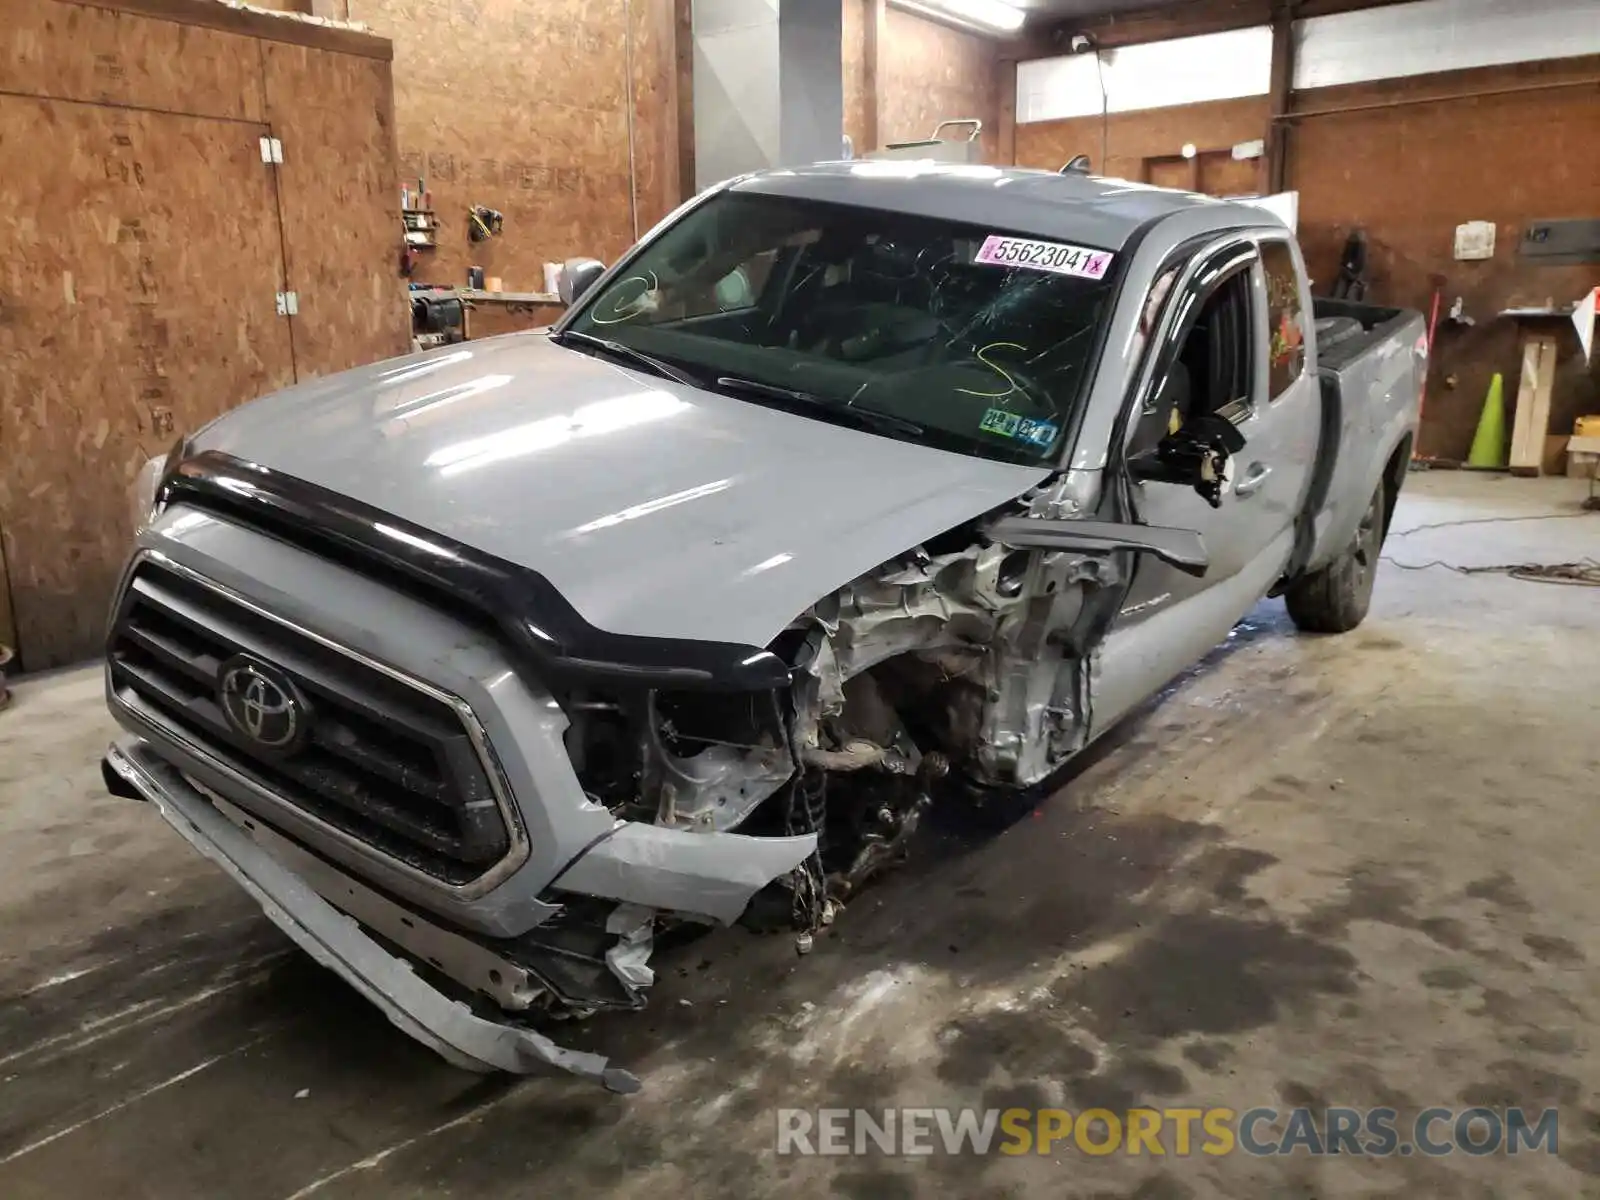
(980, 408, 1058, 448)
(974, 235, 1114, 280)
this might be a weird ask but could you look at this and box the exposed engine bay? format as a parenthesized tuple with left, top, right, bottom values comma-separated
(549, 510, 1126, 1019)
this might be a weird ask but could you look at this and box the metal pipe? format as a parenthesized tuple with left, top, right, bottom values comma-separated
(1277, 77, 1600, 121)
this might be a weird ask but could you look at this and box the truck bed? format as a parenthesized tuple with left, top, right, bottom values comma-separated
(1312, 297, 1417, 373)
(1292, 297, 1427, 577)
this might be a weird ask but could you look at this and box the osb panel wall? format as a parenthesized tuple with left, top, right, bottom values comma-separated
(841, 0, 868, 153)
(0, 97, 296, 668)
(1, 0, 266, 121)
(354, 0, 649, 291)
(1290, 58, 1600, 459)
(263, 41, 409, 375)
(625, 0, 683, 233)
(1013, 96, 1271, 183)
(879, 8, 999, 162)
(0, 0, 402, 667)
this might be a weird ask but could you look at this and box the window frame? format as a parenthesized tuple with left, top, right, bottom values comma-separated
(1258, 235, 1308, 403)
(1121, 235, 1263, 459)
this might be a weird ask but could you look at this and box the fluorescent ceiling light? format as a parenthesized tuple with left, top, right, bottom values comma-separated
(890, 0, 1026, 36)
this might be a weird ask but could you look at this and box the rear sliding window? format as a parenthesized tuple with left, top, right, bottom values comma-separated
(1262, 240, 1306, 400)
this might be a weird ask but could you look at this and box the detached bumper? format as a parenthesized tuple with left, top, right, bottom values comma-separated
(103, 737, 641, 1094)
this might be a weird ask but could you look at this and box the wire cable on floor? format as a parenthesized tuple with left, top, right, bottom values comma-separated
(1381, 557, 1600, 586)
(1388, 512, 1597, 537)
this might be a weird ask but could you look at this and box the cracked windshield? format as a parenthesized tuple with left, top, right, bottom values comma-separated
(563, 189, 1117, 465)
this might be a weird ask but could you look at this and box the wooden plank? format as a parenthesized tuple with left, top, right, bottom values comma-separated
(261, 41, 409, 381)
(1, 0, 265, 122)
(67, 0, 393, 60)
(0, 97, 296, 668)
(1052, 0, 1414, 53)
(1542, 434, 1570, 477)
(624, 0, 686, 234)
(1508, 336, 1557, 476)
(1265, 0, 1295, 192)
(672, 0, 694, 209)
(996, 57, 1017, 166)
(0, 526, 16, 655)
(1508, 338, 1542, 472)
(863, 0, 884, 154)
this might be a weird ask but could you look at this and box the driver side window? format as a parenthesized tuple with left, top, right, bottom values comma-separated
(1173, 269, 1253, 426)
(1131, 261, 1254, 456)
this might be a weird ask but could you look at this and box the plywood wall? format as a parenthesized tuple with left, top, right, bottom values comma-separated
(840, 1, 1001, 160)
(1013, 97, 1271, 186)
(0, 0, 404, 668)
(879, 7, 1000, 162)
(351, 0, 654, 292)
(842, 0, 869, 154)
(1290, 59, 1600, 458)
(262, 40, 409, 378)
(0, 98, 296, 667)
(626, 0, 690, 234)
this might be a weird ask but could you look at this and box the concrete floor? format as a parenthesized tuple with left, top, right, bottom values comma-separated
(1, 472, 1597, 1199)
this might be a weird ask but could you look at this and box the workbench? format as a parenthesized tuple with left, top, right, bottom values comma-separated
(459, 289, 565, 339)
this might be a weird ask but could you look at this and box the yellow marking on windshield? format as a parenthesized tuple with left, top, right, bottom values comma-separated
(955, 342, 1028, 399)
(590, 271, 661, 325)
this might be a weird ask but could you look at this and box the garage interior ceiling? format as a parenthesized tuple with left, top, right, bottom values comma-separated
(1012, 0, 1222, 20)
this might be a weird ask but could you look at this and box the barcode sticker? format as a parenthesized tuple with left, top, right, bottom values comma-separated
(974, 235, 1114, 280)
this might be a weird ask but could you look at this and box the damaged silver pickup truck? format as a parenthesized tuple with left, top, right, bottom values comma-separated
(102, 163, 1425, 1093)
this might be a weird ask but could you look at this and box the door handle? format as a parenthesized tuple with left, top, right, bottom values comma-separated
(1234, 463, 1272, 498)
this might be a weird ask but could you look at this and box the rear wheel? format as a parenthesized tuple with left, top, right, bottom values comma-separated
(1285, 481, 1385, 633)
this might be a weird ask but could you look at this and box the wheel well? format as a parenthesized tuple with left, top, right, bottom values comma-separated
(1381, 434, 1412, 536)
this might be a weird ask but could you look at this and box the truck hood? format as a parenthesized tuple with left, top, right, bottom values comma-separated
(192, 335, 1051, 648)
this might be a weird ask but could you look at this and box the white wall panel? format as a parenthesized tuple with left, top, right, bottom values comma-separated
(1017, 26, 1273, 123)
(1294, 0, 1600, 90)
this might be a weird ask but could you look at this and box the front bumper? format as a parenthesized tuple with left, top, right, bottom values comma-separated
(104, 737, 642, 1093)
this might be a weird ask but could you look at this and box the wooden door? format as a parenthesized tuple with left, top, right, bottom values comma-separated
(262, 41, 409, 380)
(0, 97, 296, 668)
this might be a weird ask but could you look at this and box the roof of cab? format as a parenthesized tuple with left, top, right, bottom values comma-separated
(729, 161, 1281, 251)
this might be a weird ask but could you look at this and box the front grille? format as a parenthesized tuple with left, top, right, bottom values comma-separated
(108, 561, 513, 884)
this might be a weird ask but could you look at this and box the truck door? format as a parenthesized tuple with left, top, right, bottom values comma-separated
(1088, 234, 1319, 733)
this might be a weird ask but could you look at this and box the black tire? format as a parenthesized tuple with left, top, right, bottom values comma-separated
(1285, 480, 1385, 634)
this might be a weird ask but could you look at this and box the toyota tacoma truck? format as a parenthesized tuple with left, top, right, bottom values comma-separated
(102, 163, 1425, 1092)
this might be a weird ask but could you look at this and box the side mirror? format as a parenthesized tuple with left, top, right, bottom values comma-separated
(1129, 414, 1247, 510)
(558, 258, 606, 307)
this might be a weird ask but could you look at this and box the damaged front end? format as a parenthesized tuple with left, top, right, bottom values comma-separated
(554, 502, 1139, 970)
(107, 484, 1194, 1094)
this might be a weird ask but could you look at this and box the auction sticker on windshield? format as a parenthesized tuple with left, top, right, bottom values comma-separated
(975, 236, 1114, 280)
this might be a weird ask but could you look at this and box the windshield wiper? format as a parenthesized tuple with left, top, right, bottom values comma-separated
(714, 376, 927, 440)
(552, 330, 699, 388)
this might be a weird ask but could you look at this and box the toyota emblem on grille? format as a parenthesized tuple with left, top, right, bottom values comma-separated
(217, 656, 308, 754)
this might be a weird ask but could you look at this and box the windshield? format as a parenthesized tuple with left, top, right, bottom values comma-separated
(561, 190, 1117, 465)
